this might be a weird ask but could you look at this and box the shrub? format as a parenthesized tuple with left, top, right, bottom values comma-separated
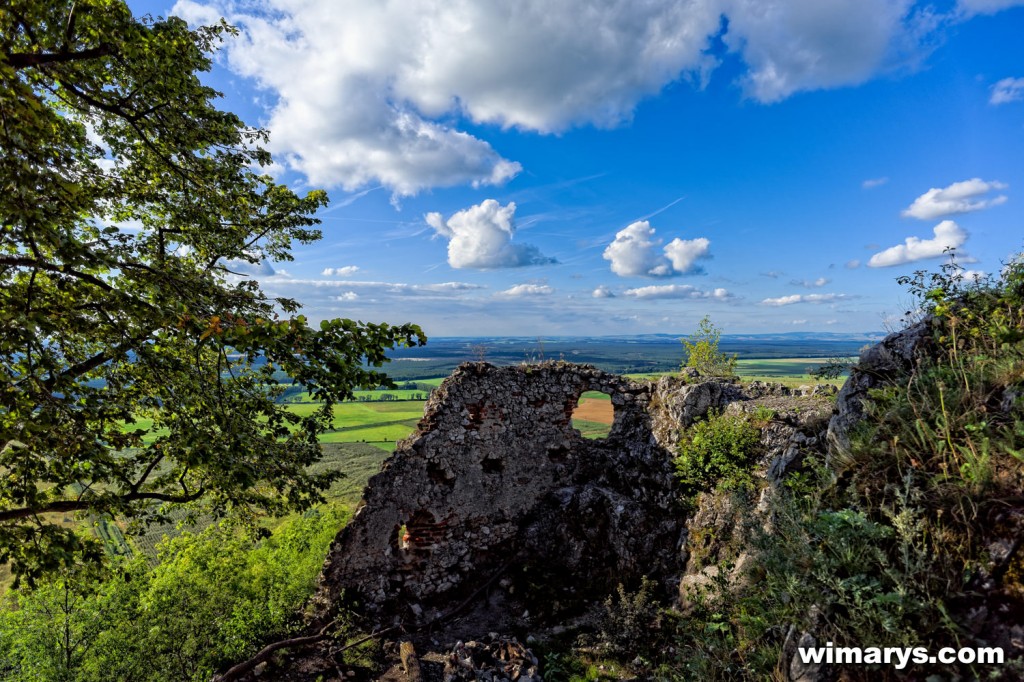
(675, 410, 761, 497)
(599, 577, 663, 655)
(682, 316, 737, 378)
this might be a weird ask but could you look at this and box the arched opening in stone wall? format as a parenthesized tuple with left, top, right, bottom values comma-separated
(395, 509, 447, 554)
(571, 390, 614, 439)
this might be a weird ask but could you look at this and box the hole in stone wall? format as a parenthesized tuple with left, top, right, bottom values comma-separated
(571, 390, 614, 440)
(481, 456, 504, 474)
(427, 461, 453, 485)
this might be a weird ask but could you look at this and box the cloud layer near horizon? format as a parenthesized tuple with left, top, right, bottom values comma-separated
(173, 0, 941, 195)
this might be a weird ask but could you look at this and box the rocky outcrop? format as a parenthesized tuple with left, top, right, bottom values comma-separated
(678, 390, 834, 613)
(826, 319, 932, 458)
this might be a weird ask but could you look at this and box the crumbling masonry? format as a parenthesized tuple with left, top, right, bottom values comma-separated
(313, 362, 833, 625)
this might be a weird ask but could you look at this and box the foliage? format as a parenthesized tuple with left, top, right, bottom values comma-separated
(681, 316, 737, 377)
(675, 410, 762, 498)
(666, 465, 960, 680)
(0, 1, 424, 581)
(0, 505, 348, 681)
(599, 577, 663, 655)
(661, 254, 1024, 680)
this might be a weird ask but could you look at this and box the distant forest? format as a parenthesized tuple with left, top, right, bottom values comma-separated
(376, 334, 878, 380)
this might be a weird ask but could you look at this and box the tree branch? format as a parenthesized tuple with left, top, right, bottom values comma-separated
(212, 623, 399, 682)
(42, 332, 152, 390)
(4, 46, 111, 70)
(0, 488, 206, 523)
(0, 256, 131, 300)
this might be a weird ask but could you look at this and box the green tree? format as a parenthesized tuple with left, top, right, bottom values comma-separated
(681, 315, 736, 377)
(0, 508, 349, 682)
(0, 1, 424, 581)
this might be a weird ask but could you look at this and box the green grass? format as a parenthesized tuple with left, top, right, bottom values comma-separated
(310, 400, 424, 448)
(282, 388, 433, 403)
(736, 357, 844, 377)
(579, 390, 612, 401)
(573, 418, 613, 439)
(628, 359, 847, 389)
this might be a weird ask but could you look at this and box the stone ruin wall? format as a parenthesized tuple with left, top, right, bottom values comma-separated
(313, 361, 833, 624)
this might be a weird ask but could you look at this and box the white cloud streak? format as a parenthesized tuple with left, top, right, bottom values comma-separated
(957, 0, 1024, 16)
(990, 77, 1024, 105)
(902, 178, 1008, 220)
(426, 200, 555, 270)
(761, 293, 850, 306)
(791, 277, 830, 288)
(867, 220, 968, 267)
(499, 284, 554, 297)
(265, 277, 486, 296)
(623, 284, 731, 300)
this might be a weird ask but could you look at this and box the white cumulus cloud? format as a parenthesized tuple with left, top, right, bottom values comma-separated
(954, 268, 987, 281)
(592, 285, 615, 299)
(172, 0, 949, 195)
(723, 0, 921, 103)
(902, 178, 1008, 220)
(990, 77, 1024, 105)
(603, 221, 711, 278)
(868, 220, 968, 267)
(426, 200, 555, 270)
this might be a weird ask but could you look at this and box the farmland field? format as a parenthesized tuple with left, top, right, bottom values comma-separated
(571, 391, 615, 439)
(302, 400, 425, 448)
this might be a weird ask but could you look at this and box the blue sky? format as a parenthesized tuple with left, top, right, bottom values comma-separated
(130, 0, 1024, 336)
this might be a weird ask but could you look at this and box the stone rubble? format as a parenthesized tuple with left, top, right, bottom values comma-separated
(443, 635, 541, 682)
